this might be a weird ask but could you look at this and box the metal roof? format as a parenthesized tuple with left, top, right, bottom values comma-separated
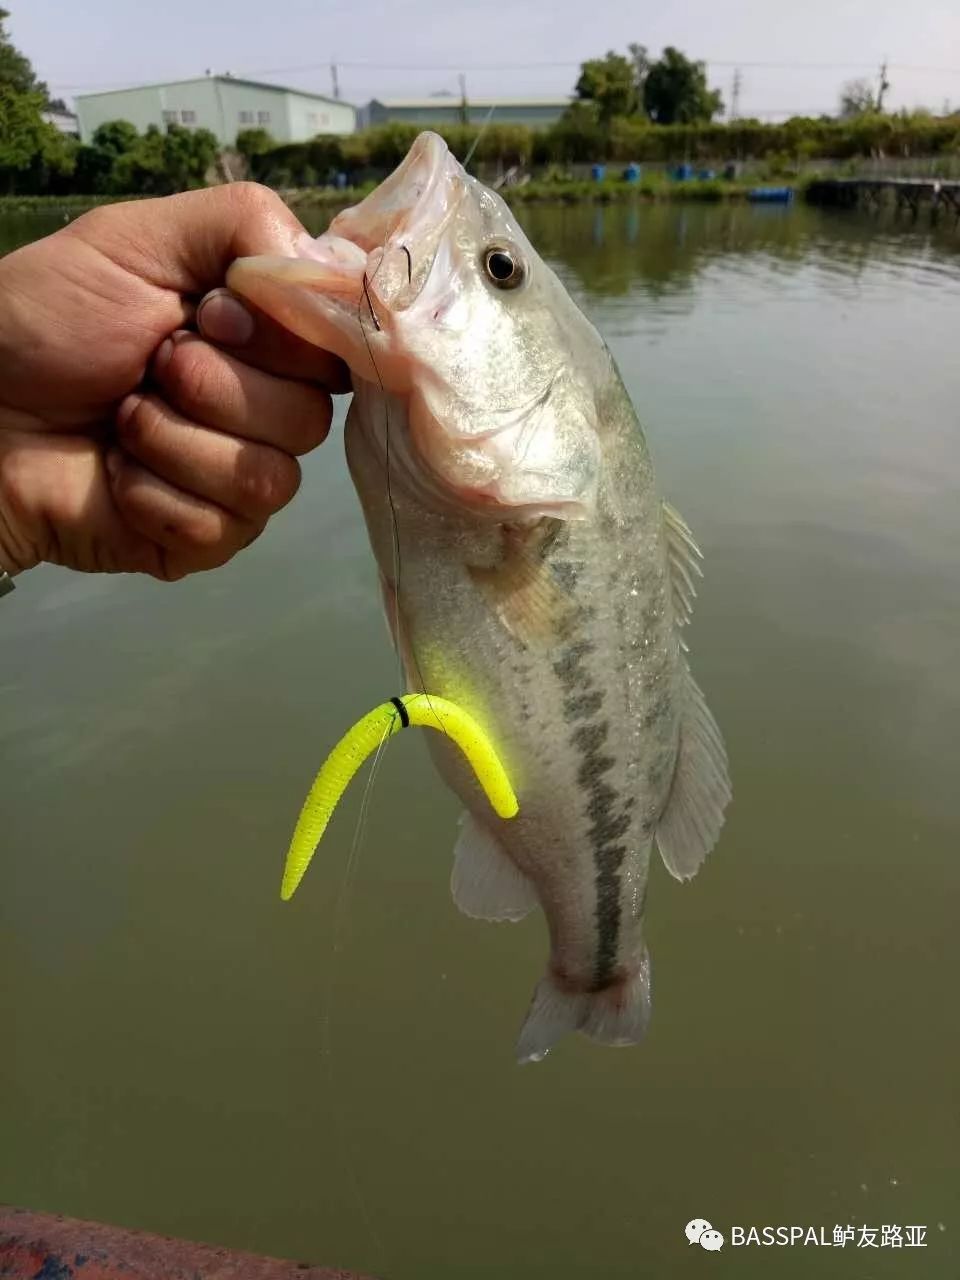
(76, 76, 352, 107)
(370, 96, 572, 109)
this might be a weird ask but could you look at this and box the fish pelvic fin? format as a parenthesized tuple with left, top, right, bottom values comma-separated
(515, 954, 652, 1064)
(656, 667, 732, 882)
(451, 811, 539, 922)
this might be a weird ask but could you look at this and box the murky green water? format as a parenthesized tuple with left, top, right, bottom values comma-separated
(2, 201, 958, 1279)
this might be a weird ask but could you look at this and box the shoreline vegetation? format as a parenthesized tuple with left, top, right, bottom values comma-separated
(0, 177, 796, 216)
(3, 115, 959, 213)
(291, 175, 797, 208)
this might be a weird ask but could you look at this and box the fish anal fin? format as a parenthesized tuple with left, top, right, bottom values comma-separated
(451, 812, 538, 922)
(467, 519, 573, 648)
(656, 668, 731, 882)
(663, 500, 704, 628)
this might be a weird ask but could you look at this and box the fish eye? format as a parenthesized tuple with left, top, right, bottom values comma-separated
(483, 245, 525, 290)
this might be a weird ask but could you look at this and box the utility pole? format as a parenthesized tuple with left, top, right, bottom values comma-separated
(458, 72, 469, 125)
(330, 60, 340, 100)
(731, 67, 742, 120)
(876, 58, 890, 112)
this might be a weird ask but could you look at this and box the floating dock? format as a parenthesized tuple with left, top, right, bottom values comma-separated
(806, 177, 960, 220)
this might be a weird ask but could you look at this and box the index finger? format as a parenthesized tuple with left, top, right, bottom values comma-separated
(68, 182, 306, 297)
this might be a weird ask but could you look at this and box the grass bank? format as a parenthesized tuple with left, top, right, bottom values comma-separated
(0, 176, 808, 220)
(284, 175, 807, 211)
(0, 193, 132, 214)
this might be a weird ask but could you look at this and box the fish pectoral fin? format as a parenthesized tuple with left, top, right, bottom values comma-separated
(451, 811, 538, 923)
(663, 500, 704, 628)
(655, 667, 732, 882)
(516, 954, 652, 1064)
(467, 518, 573, 648)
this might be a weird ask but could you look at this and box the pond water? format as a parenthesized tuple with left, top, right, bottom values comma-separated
(2, 199, 958, 1279)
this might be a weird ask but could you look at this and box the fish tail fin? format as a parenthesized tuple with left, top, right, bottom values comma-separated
(580, 951, 652, 1047)
(515, 951, 652, 1064)
(516, 973, 587, 1064)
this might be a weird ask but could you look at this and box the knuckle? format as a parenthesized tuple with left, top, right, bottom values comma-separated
(170, 507, 230, 552)
(235, 446, 300, 513)
(118, 395, 163, 452)
(69, 204, 112, 241)
(166, 340, 231, 412)
(227, 181, 283, 220)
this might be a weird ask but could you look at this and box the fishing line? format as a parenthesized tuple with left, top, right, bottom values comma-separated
(356, 249, 404, 695)
(462, 104, 497, 172)
(319, 712, 394, 1275)
(355, 244, 444, 721)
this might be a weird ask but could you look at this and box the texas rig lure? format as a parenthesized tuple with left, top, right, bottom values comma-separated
(280, 693, 519, 901)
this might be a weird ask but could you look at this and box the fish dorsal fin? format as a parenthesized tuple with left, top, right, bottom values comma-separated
(467, 518, 574, 648)
(655, 668, 732, 882)
(451, 811, 539, 922)
(663, 501, 703, 628)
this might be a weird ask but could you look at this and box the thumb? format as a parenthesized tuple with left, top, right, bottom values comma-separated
(68, 183, 307, 297)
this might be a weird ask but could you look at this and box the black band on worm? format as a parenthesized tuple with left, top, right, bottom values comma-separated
(390, 696, 410, 728)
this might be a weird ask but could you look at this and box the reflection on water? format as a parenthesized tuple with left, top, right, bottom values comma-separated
(2, 203, 959, 1279)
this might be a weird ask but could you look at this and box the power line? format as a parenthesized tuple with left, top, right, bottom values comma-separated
(49, 56, 960, 93)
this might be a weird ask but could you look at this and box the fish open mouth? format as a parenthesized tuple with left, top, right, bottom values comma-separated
(227, 131, 464, 367)
(328, 132, 461, 261)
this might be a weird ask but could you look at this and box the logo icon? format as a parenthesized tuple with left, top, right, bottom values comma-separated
(685, 1219, 725, 1251)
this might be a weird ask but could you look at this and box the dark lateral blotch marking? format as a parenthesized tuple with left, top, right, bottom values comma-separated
(565, 689, 605, 722)
(572, 720, 609, 753)
(591, 810, 633, 846)
(593, 843, 628, 982)
(552, 640, 595, 687)
(585, 779, 617, 821)
(578, 753, 616, 788)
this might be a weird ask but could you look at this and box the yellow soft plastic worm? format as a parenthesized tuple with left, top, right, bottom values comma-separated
(281, 693, 518, 901)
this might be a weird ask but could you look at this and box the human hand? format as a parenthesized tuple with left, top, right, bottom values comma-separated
(0, 184, 346, 581)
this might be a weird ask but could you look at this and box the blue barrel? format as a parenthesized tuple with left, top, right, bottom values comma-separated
(623, 162, 641, 183)
(747, 186, 794, 203)
(591, 163, 606, 182)
(698, 168, 716, 181)
(674, 163, 693, 181)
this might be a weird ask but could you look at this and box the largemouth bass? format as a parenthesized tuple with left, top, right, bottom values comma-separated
(228, 133, 731, 1062)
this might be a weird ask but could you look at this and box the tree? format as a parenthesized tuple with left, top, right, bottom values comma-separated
(91, 118, 140, 157)
(628, 43, 650, 97)
(575, 50, 638, 123)
(0, 85, 45, 173)
(0, 7, 48, 98)
(839, 78, 877, 119)
(643, 47, 724, 124)
(552, 99, 604, 161)
(235, 127, 274, 158)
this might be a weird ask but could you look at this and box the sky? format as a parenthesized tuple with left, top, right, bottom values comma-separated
(10, 0, 960, 119)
